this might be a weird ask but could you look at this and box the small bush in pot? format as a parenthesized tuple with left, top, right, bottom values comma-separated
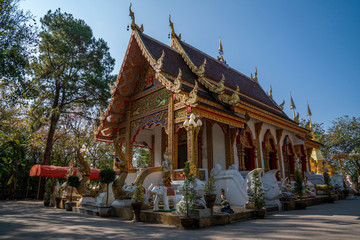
(204, 173, 216, 214)
(44, 179, 53, 207)
(66, 175, 80, 211)
(250, 169, 266, 218)
(179, 161, 196, 229)
(131, 182, 144, 222)
(99, 169, 116, 217)
(99, 169, 116, 206)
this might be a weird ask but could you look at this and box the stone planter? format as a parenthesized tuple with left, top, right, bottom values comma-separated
(55, 197, 62, 208)
(204, 194, 216, 214)
(43, 201, 50, 207)
(131, 202, 142, 222)
(65, 202, 76, 211)
(180, 217, 195, 229)
(281, 197, 295, 211)
(328, 196, 335, 203)
(99, 205, 113, 217)
(254, 208, 266, 219)
(295, 199, 307, 209)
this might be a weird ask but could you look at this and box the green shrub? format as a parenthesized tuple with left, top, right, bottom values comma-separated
(250, 170, 265, 210)
(99, 169, 116, 205)
(66, 175, 80, 202)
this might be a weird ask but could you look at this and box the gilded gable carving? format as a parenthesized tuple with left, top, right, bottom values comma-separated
(131, 88, 171, 117)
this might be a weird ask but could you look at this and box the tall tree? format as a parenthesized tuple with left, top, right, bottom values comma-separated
(31, 9, 115, 166)
(0, 0, 37, 105)
(298, 118, 325, 144)
(323, 115, 360, 177)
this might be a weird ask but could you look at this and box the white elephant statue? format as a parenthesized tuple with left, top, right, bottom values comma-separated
(148, 183, 178, 211)
(123, 184, 149, 204)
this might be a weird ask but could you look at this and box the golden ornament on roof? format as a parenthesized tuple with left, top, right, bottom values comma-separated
(279, 99, 285, 110)
(154, 50, 165, 72)
(229, 85, 240, 106)
(197, 58, 207, 76)
(186, 81, 199, 107)
(215, 74, 225, 94)
(129, 3, 144, 32)
(173, 68, 182, 93)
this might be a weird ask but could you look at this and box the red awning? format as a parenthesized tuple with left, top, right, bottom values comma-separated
(29, 165, 101, 180)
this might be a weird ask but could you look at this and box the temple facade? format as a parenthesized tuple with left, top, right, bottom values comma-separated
(94, 11, 322, 183)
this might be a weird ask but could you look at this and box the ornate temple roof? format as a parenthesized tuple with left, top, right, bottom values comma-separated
(95, 27, 307, 142)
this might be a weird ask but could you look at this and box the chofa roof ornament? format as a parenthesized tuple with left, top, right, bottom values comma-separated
(129, 3, 144, 32)
(169, 15, 181, 39)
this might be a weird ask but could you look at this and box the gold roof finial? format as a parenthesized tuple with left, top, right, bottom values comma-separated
(307, 101, 312, 117)
(279, 99, 285, 110)
(290, 93, 296, 120)
(129, 3, 144, 32)
(269, 85, 273, 99)
(307, 101, 315, 139)
(169, 15, 181, 39)
(218, 37, 226, 63)
(254, 67, 258, 81)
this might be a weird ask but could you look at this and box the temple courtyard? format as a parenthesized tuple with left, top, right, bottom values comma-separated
(0, 199, 359, 239)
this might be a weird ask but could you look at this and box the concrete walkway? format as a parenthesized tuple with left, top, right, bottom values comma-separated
(0, 199, 359, 239)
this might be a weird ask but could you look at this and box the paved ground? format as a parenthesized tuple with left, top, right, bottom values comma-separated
(0, 199, 359, 240)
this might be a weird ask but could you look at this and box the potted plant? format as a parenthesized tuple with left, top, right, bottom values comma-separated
(65, 175, 80, 211)
(323, 171, 334, 203)
(131, 182, 144, 222)
(54, 181, 63, 208)
(44, 179, 53, 207)
(250, 169, 266, 218)
(98, 169, 116, 217)
(294, 169, 307, 209)
(179, 161, 196, 229)
(204, 173, 216, 214)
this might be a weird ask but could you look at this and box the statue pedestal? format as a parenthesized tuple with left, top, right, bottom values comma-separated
(79, 197, 96, 205)
(112, 199, 131, 207)
(188, 208, 211, 219)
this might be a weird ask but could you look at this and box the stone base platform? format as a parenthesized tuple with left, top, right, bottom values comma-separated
(73, 203, 99, 216)
(138, 206, 255, 228)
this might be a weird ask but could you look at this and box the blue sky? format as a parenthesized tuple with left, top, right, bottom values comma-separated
(20, 0, 360, 130)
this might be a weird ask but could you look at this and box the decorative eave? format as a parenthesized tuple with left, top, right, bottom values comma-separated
(133, 30, 200, 108)
(171, 38, 241, 108)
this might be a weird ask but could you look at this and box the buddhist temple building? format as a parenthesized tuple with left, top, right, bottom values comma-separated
(94, 7, 323, 182)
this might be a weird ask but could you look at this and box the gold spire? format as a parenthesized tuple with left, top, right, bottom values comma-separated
(129, 3, 144, 32)
(269, 85, 273, 99)
(307, 101, 312, 116)
(251, 67, 258, 82)
(219, 38, 224, 61)
(307, 101, 314, 139)
(169, 15, 181, 39)
(290, 93, 296, 120)
(217, 37, 227, 64)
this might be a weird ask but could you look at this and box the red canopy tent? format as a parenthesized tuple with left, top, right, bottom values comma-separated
(29, 165, 101, 180)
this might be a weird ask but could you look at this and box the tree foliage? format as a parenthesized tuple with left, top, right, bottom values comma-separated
(30, 9, 115, 165)
(323, 116, 360, 177)
(299, 118, 325, 144)
(0, 0, 38, 105)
